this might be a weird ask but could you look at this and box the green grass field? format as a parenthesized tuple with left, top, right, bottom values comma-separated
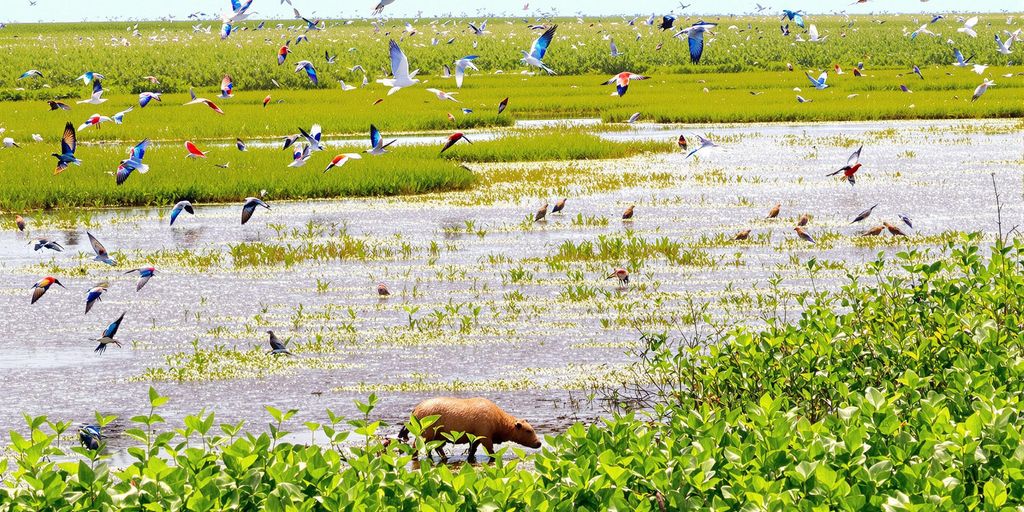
(0, 15, 1020, 211)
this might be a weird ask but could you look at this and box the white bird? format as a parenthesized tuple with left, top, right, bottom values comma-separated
(298, 124, 324, 151)
(521, 25, 557, 74)
(372, 0, 395, 16)
(685, 134, 719, 159)
(288, 144, 312, 167)
(957, 16, 979, 38)
(338, 80, 356, 91)
(610, 38, 622, 57)
(76, 79, 107, 105)
(972, 64, 989, 75)
(2, 137, 19, 148)
(994, 33, 1014, 54)
(365, 125, 396, 155)
(32, 133, 43, 142)
(454, 56, 478, 88)
(972, 79, 995, 102)
(376, 39, 420, 96)
(112, 106, 133, 124)
(426, 88, 459, 102)
(806, 24, 827, 42)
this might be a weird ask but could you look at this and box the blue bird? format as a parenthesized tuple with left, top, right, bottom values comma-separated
(659, 15, 676, 30)
(521, 25, 557, 74)
(782, 10, 805, 28)
(805, 70, 829, 90)
(85, 283, 108, 314)
(294, 60, 318, 85)
(674, 21, 717, 64)
(51, 122, 81, 175)
(241, 197, 270, 225)
(912, 65, 923, 79)
(116, 139, 151, 185)
(267, 330, 293, 356)
(930, 15, 943, 24)
(125, 266, 156, 291)
(138, 92, 161, 107)
(76, 71, 104, 84)
(95, 312, 125, 354)
(18, 69, 43, 79)
(170, 200, 194, 225)
(79, 425, 102, 450)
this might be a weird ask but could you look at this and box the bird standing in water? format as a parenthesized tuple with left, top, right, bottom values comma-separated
(267, 330, 293, 355)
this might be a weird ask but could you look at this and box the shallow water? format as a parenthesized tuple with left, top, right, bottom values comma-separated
(1, 118, 1021, 455)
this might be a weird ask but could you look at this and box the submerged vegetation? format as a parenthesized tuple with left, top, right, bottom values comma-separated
(7, 240, 1024, 509)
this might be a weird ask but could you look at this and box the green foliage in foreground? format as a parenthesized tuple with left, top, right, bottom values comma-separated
(0, 132, 670, 211)
(4, 238, 1024, 510)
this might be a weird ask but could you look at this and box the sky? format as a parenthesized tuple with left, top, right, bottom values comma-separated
(3, 0, 1021, 23)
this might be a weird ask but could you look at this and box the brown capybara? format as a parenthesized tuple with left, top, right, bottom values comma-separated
(398, 397, 542, 461)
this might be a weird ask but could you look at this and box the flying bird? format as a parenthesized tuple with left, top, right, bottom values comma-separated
(18, 69, 43, 80)
(125, 266, 156, 291)
(440, 132, 472, 154)
(365, 125, 397, 155)
(295, 60, 319, 85)
(111, 106, 133, 124)
(169, 200, 194, 225)
(85, 283, 108, 314)
(52, 122, 80, 174)
(426, 88, 460, 102)
(32, 238, 64, 252)
(603, 72, 649, 97)
(372, 0, 395, 15)
(278, 41, 291, 65)
(184, 140, 207, 159)
(826, 145, 863, 185)
(972, 79, 995, 102)
(497, 97, 509, 114)
(957, 16, 979, 37)
(453, 56, 478, 89)
(184, 88, 225, 114)
(138, 92, 161, 107)
(685, 134, 718, 159)
(76, 71, 104, 84)
(86, 231, 116, 265)
(116, 139, 151, 185)
(241, 197, 270, 225)
(31, 276, 65, 304)
(658, 15, 676, 30)
(851, 204, 877, 223)
(48, 100, 71, 111)
(805, 71, 829, 90)
(323, 153, 362, 173)
(782, 10, 805, 28)
(298, 124, 324, 150)
(94, 312, 126, 354)
(77, 79, 107, 105)
(952, 48, 974, 67)
(377, 40, 419, 94)
(898, 213, 913, 229)
(521, 25, 557, 74)
(219, 75, 234, 98)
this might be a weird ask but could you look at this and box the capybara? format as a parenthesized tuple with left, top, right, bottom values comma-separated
(398, 397, 542, 461)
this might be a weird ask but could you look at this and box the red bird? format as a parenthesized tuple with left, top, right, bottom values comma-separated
(277, 41, 291, 65)
(827, 163, 862, 184)
(440, 132, 472, 154)
(185, 141, 206, 159)
(263, 94, 271, 108)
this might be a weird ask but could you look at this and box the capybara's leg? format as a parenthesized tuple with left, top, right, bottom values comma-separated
(434, 442, 447, 461)
(467, 440, 479, 461)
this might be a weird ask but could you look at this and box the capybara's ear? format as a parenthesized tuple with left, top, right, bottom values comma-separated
(515, 421, 522, 429)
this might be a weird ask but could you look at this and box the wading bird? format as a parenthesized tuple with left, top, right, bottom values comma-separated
(169, 200, 194, 225)
(607, 267, 629, 287)
(883, 222, 908, 236)
(521, 25, 557, 74)
(552, 198, 566, 214)
(534, 203, 548, 222)
(241, 197, 270, 225)
(125, 266, 156, 291)
(15, 215, 25, 231)
(377, 40, 418, 94)
(734, 229, 751, 240)
(78, 425, 102, 450)
(622, 205, 635, 220)
(794, 226, 815, 243)
(267, 330, 293, 355)
(861, 225, 885, 236)
(31, 276, 65, 304)
(796, 214, 810, 226)
(377, 283, 391, 297)
(86, 232, 116, 265)
(94, 312, 126, 354)
(767, 203, 781, 218)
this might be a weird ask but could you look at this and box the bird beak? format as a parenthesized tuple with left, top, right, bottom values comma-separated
(55, 280, 66, 288)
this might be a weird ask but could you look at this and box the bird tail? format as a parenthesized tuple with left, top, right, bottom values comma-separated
(398, 425, 410, 441)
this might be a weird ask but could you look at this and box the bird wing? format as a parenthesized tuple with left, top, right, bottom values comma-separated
(87, 232, 108, 257)
(530, 25, 557, 60)
(92, 78, 103, 95)
(817, 71, 828, 85)
(687, 29, 706, 63)
(61, 122, 76, 154)
(221, 74, 233, 94)
(186, 141, 204, 156)
(131, 139, 150, 162)
(964, 16, 978, 28)
(389, 39, 410, 79)
(103, 312, 126, 338)
(809, 24, 819, 40)
(847, 145, 863, 166)
(805, 71, 820, 87)
(311, 124, 322, 143)
(370, 125, 382, 148)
